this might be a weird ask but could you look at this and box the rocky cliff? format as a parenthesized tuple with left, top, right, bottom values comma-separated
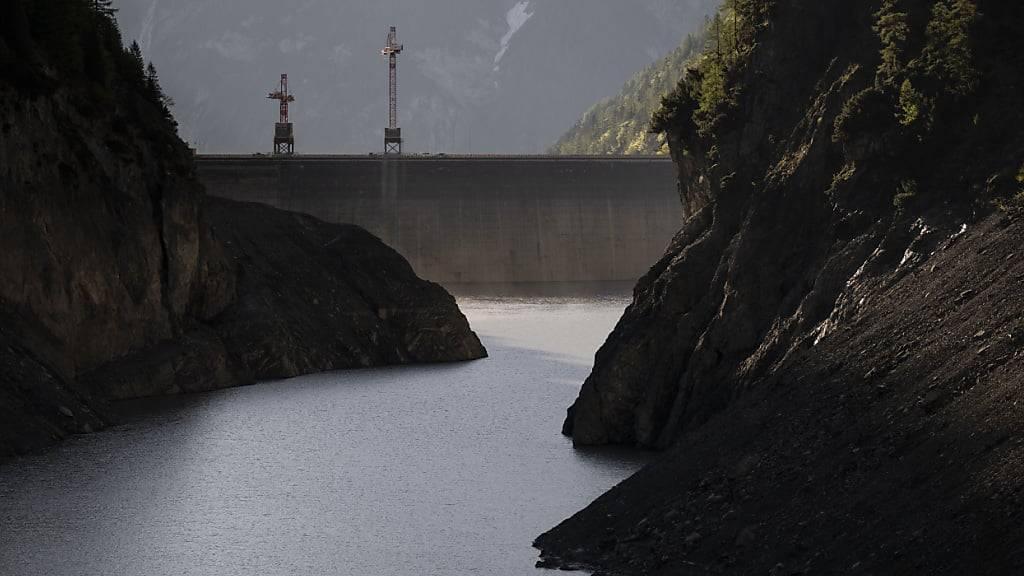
(541, 0, 1024, 573)
(79, 196, 487, 401)
(0, 2, 484, 456)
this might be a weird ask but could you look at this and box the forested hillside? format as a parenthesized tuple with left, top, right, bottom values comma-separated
(549, 32, 703, 155)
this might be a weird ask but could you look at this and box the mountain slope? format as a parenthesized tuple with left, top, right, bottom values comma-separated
(538, 0, 1024, 573)
(549, 31, 704, 156)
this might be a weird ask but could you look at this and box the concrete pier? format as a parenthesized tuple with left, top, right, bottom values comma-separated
(196, 155, 682, 284)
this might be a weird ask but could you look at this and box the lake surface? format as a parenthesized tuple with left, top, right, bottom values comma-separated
(0, 286, 646, 576)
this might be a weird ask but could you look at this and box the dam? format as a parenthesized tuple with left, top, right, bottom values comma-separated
(196, 155, 681, 284)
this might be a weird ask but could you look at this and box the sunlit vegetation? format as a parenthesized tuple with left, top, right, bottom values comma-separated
(549, 32, 705, 155)
(651, 0, 773, 142)
(836, 1, 981, 144)
(833, 0, 1024, 206)
(894, 178, 919, 210)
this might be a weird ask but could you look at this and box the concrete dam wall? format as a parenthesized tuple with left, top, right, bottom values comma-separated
(196, 155, 682, 284)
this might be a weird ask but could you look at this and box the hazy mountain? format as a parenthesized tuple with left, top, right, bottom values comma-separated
(115, 0, 717, 154)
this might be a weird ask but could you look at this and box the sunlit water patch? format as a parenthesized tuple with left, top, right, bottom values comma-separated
(0, 285, 646, 576)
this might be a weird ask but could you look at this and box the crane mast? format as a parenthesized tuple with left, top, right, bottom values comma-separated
(267, 73, 296, 155)
(381, 26, 404, 154)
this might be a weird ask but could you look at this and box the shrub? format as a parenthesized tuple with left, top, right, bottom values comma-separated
(897, 78, 930, 127)
(1017, 163, 1024, 198)
(894, 178, 919, 210)
(834, 87, 893, 143)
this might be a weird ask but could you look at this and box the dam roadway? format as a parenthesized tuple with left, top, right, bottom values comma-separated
(196, 155, 682, 284)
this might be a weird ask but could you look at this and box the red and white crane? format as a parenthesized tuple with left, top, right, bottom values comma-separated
(267, 73, 296, 155)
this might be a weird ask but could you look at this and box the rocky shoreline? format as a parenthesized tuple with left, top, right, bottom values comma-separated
(538, 211, 1024, 574)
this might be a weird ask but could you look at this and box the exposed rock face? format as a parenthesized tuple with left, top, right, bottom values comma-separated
(83, 198, 487, 400)
(541, 209, 1024, 575)
(0, 70, 226, 453)
(207, 197, 485, 376)
(0, 88, 225, 379)
(0, 10, 484, 456)
(544, 0, 1024, 572)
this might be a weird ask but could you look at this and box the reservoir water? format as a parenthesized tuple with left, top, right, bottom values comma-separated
(0, 286, 646, 575)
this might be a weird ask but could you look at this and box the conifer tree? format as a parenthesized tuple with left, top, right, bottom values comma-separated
(128, 40, 145, 78)
(113, 39, 147, 91)
(145, 61, 174, 115)
(713, 13, 723, 61)
(145, 62, 159, 95)
(874, 0, 909, 88)
(92, 0, 117, 18)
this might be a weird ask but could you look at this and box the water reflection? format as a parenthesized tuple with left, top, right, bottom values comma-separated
(0, 284, 646, 575)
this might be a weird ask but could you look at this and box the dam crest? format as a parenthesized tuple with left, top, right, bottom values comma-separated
(197, 155, 682, 284)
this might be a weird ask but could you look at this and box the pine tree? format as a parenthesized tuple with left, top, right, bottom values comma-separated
(145, 61, 174, 116)
(921, 0, 978, 97)
(874, 0, 910, 88)
(114, 39, 147, 90)
(128, 40, 145, 79)
(145, 62, 159, 97)
(713, 13, 723, 61)
(92, 0, 117, 18)
(128, 41, 143, 65)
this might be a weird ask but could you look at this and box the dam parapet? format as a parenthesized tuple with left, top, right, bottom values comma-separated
(196, 155, 682, 284)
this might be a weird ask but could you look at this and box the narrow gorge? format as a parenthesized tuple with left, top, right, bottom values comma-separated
(3, 1, 1024, 574)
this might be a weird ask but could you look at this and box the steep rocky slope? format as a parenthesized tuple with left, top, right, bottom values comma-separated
(540, 0, 1024, 572)
(540, 210, 1024, 575)
(0, 2, 484, 456)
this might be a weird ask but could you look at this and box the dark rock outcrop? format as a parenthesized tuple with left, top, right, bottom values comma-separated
(0, 4, 484, 456)
(544, 0, 1024, 573)
(540, 211, 1024, 574)
(82, 197, 487, 401)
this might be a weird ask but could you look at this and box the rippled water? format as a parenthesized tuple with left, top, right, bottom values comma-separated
(0, 286, 646, 576)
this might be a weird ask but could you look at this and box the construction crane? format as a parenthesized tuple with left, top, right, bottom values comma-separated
(381, 26, 404, 154)
(267, 73, 296, 155)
